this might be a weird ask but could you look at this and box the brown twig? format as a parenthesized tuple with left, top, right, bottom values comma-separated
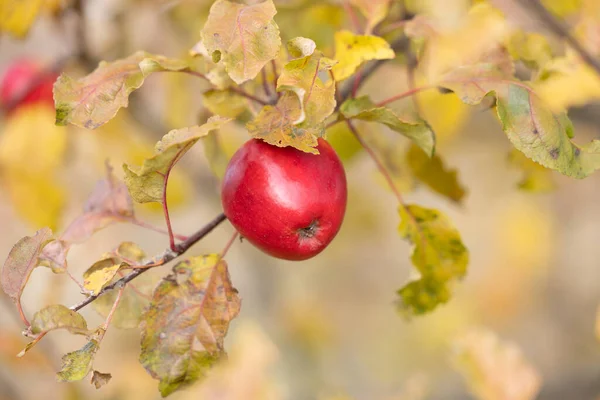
(70, 212, 228, 312)
(522, 0, 600, 76)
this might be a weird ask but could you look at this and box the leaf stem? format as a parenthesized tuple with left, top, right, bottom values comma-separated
(343, 0, 363, 33)
(261, 67, 272, 99)
(271, 59, 279, 98)
(16, 301, 30, 328)
(220, 232, 239, 258)
(180, 69, 269, 106)
(376, 85, 432, 107)
(70, 212, 227, 312)
(162, 169, 177, 252)
(101, 283, 125, 331)
(129, 218, 188, 241)
(345, 120, 406, 205)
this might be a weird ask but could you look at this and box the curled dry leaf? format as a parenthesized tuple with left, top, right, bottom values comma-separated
(451, 328, 541, 400)
(246, 92, 322, 154)
(54, 52, 190, 129)
(340, 96, 436, 157)
(140, 255, 241, 397)
(91, 370, 112, 389)
(123, 116, 231, 203)
(278, 37, 337, 128)
(201, 0, 281, 85)
(397, 205, 468, 315)
(1, 228, 53, 315)
(332, 30, 395, 81)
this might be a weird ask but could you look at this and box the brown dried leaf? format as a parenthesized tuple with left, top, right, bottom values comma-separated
(91, 370, 112, 389)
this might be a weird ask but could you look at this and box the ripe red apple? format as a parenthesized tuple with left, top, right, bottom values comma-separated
(221, 138, 347, 261)
(0, 59, 57, 113)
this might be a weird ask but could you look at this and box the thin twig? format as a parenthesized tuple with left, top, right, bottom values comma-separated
(343, 0, 363, 33)
(376, 86, 431, 107)
(271, 59, 279, 98)
(101, 283, 125, 330)
(221, 232, 239, 258)
(346, 121, 406, 204)
(70, 212, 227, 312)
(522, 0, 600, 76)
(351, 65, 363, 98)
(261, 67, 272, 99)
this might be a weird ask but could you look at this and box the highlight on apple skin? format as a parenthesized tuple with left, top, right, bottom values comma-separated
(221, 138, 348, 261)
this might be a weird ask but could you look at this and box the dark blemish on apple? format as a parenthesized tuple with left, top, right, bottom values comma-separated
(550, 148, 560, 159)
(298, 220, 319, 238)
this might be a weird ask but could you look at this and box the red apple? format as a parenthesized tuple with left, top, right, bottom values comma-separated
(0, 59, 57, 113)
(221, 138, 347, 261)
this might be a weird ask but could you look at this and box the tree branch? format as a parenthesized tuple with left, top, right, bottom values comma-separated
(70, 212, 228, 312)
(521, 0, 600, 76)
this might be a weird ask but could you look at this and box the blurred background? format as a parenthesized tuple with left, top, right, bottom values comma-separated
(0, 0, 599, 399)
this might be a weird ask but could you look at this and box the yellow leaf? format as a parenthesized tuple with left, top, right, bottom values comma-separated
(508, 149, 556, 192)
(407, 3, 509, 82)
(541, 0, 581, 16)
(536, 61, 600, 111)
(506, 31, 553, 71)
(332, 30, 394, 81)
(325, 121, 363, 162)
(202, 89, 249, 118)
(349, 0, 391, 34)
(397, 205, 468, 315)
(0, 105, 67, 229)
(82, 258, 124, 296)
(246, 91, 321, 154)
(0, 0, 44, 38)
(200, 0, 281, 84)
(451, 328, 542, 400)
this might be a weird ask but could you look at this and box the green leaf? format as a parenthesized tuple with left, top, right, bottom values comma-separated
(91, 370, 112, 389)
(440, 70, 600, 179)
(1, 228, 53, 312)
(332, 30, 394, 81)
(340, 96, 436, 156)
(202, 89, 249, 118)
(201, 0, 281, 84)
(140, 255, 241, 396)
(30, 305, 88, 335)
(19, 304, 90, 357)
(83, 258, 125, 296)
(396, 205, 468, 315)
(247, 92, 322, 154)
(278, 37, 337, 128)
(54, 52, 189, 129)
(508, 149, 556, 192)
(349, 0, 391, 34)
(56, 339, 100, 382)
(123, 116, 231, 203)
(406, 145, 466, 203)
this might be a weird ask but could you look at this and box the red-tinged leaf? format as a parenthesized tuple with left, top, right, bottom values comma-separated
(54, 52, 189, 129)
(201, 0, 281, 84)
(440, 67, 600, 179)
(38, 239, 68, 273)
(1, 228, 52, 311)
(140, 255, 241, 396)
(61, 165, 134, 243)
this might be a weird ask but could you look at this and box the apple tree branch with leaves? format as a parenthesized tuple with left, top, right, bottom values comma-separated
(1, 0, 600, 397)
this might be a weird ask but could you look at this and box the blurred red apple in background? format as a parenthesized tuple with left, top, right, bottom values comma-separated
(0, 59, 58, 113)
